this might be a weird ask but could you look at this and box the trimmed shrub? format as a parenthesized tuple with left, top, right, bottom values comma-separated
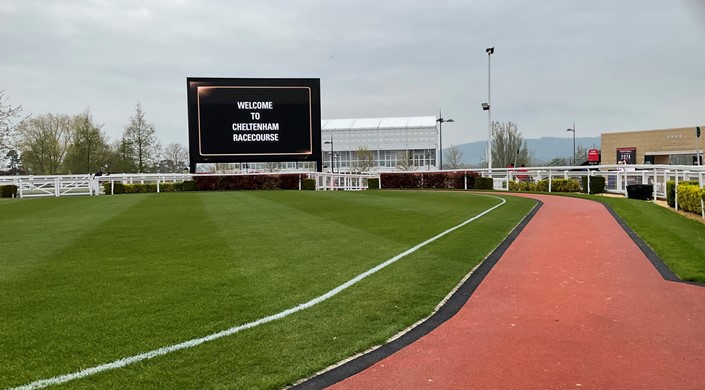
(102, 182, 125, 194)
(677, 184, 703, 214)
(379, 171, 480, 189)
(536, 178, 581, 193)
(474, 177, 494, 190)
(0, 185, 18, 198)
(367, 178, 379, 190)
(581, 176, 606, 194)
(159, 183, 177, 192)
(302, 178, 316, 190)
(194, 174, 304, 191)
(509, 180, 537, 192)
(181, 180, 197, 191)
(666, 180, 698, 208)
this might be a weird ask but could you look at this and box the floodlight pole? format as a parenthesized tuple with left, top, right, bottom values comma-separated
(324, 136, 334, 173)
(437, 110, 454, 170)
(486, 47, 494, 170)
(566, 123, 576, 165)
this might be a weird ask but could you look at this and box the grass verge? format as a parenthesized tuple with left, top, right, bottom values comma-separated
(586, 195, 705, 282)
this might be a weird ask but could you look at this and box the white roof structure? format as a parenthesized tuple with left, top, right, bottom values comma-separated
(321, 116, 438, 130)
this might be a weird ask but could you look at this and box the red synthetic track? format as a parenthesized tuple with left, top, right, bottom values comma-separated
(330, 194, 705, 389)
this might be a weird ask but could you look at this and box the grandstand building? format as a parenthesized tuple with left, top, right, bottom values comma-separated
(320, 116, 439, 172)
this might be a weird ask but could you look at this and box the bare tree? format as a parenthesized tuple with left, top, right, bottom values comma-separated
(16, 113, 72, 174)
(64, 108, 111, 173)
(491, 121, 530, 167)
(396, 150, 415, 171)
(263, 161, 280, 172)
(1, 91, 28, 164)
(162, 142, 188, 172)
(352, 146, 374, 173)
(446, 145, 464, 169)
(123, 103, 160, 172)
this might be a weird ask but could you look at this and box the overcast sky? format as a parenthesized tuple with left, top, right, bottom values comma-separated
(1, 0, 704, 149)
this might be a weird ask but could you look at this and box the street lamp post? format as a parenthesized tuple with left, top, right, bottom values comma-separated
(437, 111, 454, 170)
(324, 136, 334, 173)
(485, 47, 494, 170)
(566, 123, 576, 165)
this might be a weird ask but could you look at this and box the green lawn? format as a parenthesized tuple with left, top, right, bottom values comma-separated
(0, 191, 535, 389)
(589, 195, 705, 282)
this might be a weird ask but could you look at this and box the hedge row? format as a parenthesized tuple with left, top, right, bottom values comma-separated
(194, 174, 301, 191)
(379, 171, 481, 189)
(508, 177, 603, 194)
(1, 185, 18, 198)
(103, 181, 198, 194)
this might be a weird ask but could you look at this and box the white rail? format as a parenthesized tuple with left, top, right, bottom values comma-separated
(2, 165, 703, 199)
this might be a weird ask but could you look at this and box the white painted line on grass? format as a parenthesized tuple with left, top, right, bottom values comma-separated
(9, 195, 506, 390)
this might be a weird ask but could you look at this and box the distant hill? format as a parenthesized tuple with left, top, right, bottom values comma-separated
(448, 136, 601, 166)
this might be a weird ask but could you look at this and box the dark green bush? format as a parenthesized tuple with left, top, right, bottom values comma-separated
(367, 178, 379, 190)
(581, 175, 606, 194)
(181, 180, 197, 191)
(0, 185, 18, 198)
(302, 178, 316, 190)
(103, 182, 125, 194)
(474, 177, 494, 190)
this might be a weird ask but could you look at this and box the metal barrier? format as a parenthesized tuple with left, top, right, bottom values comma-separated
(315, 173, 371, 191)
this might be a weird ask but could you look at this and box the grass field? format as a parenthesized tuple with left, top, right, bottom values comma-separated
(0, 191, 536, 389)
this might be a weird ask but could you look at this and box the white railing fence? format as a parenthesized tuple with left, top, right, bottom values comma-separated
(2, 165, 703, 200)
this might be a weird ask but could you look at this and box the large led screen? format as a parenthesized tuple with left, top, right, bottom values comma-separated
(187, 78, 321, 168)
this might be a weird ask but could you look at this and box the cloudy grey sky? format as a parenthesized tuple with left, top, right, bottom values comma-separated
(1, 0, 704, 149)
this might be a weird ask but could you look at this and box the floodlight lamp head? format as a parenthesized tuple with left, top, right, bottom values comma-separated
(481, 103, 490, 111)
(447, 119, 455, 123)
(566, 128, 574, 132)
(486, 47, 495, 55)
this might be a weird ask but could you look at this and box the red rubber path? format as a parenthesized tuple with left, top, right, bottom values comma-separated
(330, 195, 705, 389)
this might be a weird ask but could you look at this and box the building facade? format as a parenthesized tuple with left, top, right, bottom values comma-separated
(321, 116, 439, 172)
(601, 125, 704, 165)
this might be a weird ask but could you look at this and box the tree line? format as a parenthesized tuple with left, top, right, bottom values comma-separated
(1, 92, 188, 175)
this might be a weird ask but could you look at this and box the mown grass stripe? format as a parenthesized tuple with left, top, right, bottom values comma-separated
(9, 195, 506, 390)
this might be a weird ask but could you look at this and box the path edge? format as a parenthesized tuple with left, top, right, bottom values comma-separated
(290, 199, 543, 390)
(601, 202, 705, 287)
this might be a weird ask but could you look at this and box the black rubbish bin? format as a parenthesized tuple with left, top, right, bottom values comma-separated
(626, 184, 653, 200)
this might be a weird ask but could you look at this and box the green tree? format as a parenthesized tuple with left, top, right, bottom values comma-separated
(123, 103, 160, 173)
(491, 121, 530, 167)
(63, 108, 111, 173)
(16, 113, 72, 174)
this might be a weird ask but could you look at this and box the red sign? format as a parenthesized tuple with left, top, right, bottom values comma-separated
(587, 148, 600, 163)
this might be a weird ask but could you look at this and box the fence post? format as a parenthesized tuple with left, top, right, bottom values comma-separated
(675, 171, 679, 211)
(157, 176, 160, 193)
(55, 177, 60, 197)
(587, 171, 591, 194)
